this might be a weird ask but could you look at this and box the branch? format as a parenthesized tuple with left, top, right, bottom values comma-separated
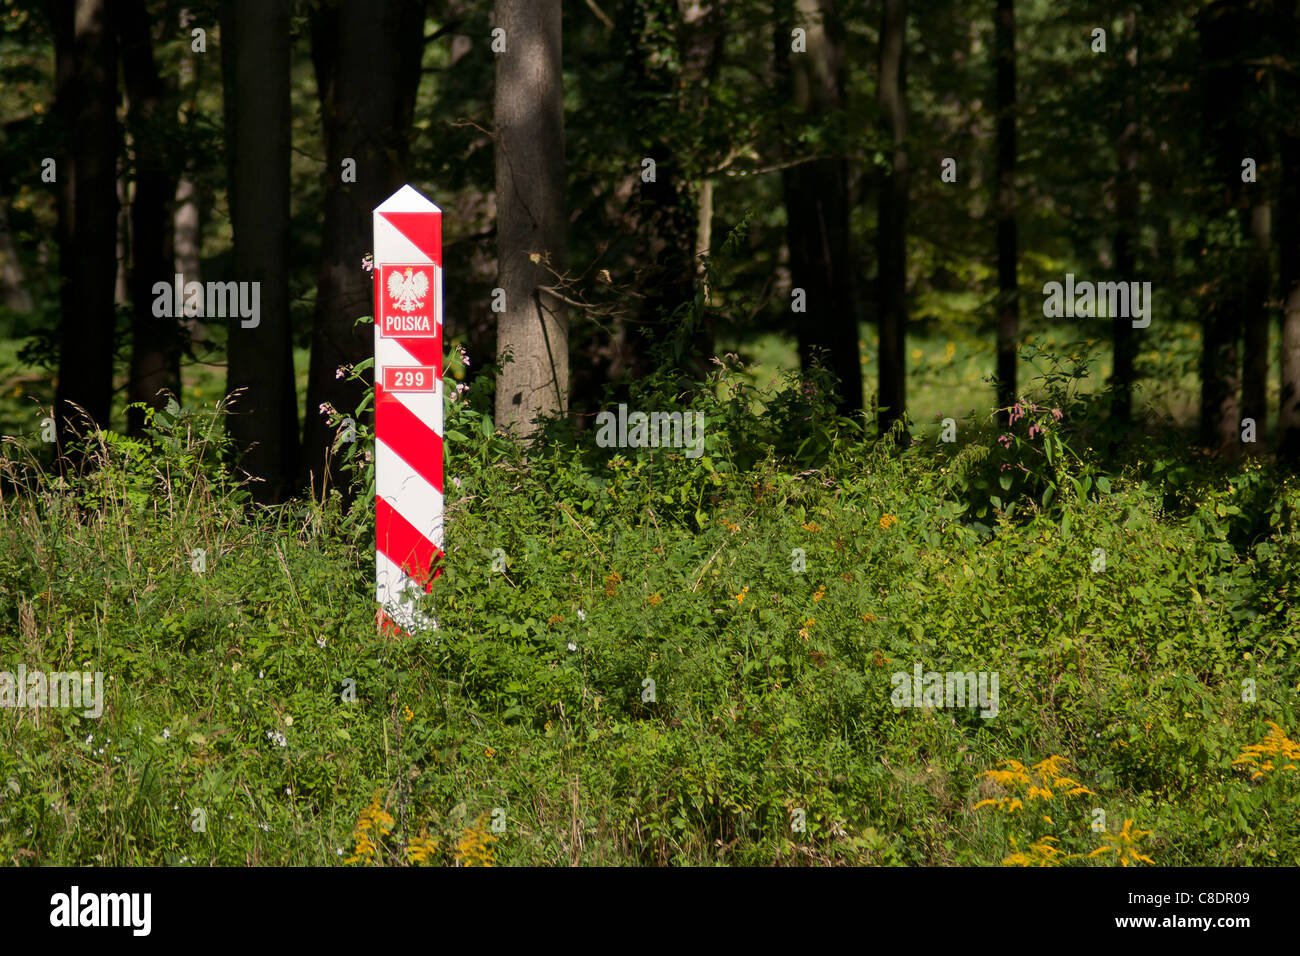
(583, 0, 615, 29)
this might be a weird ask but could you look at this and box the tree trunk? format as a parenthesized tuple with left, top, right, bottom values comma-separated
(877, 0, 908, 433)
(611, 0, 717, 385)
(1112, 10, 1138, 429)
(50, 0, 119, 460)
(120, 0, 181, 436)
(304, 0, 425, 499)
(493, 0, 568, 437)
(777, 0, 863, 417)
(994, 0, 1017, 425)
(0, 200, 33, 312)
(221, 0, 299, 502)
(1241, 2, 1273, 453)
(1198, 1, 1244, 454)
(1280, 0, 1300, 461)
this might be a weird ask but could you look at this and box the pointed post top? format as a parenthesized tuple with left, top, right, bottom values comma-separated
(375, 184, 441, 215)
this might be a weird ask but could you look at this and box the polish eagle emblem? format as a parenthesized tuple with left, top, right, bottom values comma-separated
(387, 266, 429, 313)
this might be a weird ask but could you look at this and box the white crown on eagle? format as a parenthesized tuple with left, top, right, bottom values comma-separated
(388, 266, 429, 313)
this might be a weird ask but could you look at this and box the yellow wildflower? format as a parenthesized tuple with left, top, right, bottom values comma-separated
(1090, 818, 1155, 867)
(1233, 722, 1300, 780)
(344, 791, 395, 865)
(454, 813, 498, 867)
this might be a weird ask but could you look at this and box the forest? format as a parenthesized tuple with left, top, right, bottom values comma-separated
(0, 0, 1297, 868)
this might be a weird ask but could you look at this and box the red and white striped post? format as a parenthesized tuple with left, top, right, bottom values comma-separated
(373, 185, 443, 635)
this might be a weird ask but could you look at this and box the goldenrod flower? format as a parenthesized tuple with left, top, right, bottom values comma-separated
(879, 514, 898, 530)
(1090, 818, 1155, 867)
(454, 814, 498, 867)
(1233, 722, 1300, 780)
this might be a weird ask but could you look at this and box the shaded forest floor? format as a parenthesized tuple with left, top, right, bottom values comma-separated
(0, 348, 1297, 866)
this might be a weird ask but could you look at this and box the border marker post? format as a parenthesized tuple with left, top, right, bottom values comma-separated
(372, 184, 443, 635)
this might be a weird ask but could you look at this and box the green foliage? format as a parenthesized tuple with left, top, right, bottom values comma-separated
(2, 356, 1297, 866)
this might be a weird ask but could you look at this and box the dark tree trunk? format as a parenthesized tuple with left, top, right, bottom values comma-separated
(994, 0, 1017, 426)
(120, 0, 180, 436)
(877, 0, 908, 433)
(1198, 1, 1244, 453)
(49, 0, 119, 462)
(304, 0, 426, 499)
(493, 0, 568, 436)
(1280, 0, 1300, 461)
(610, 0, 716, 385)
(776, 0, 862, 417)
(221, 0, 299, 502)
(1112, 10, 1138, 430)
(1241, 3, 1273, 452)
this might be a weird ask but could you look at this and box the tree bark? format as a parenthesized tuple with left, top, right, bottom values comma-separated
(1240, 1, 1273, 453)
(304, 0, 425, 498)
(50, 0, 119, 460)
(221, 0, 299, 501)
(994, 0, 1017, 426)
(1198, 0, 1244, 454)
(0, 200, 33, 312)
(120, 0, 181, 436)
(1112, 10, 1138, 429)
(877, 0, 908, 433)
(777, 0, 863, 417)
(493, 0, 568, 437)
(1280, 0, 1300, 461)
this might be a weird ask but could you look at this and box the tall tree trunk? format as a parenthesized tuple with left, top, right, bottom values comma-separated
(1243, 203, 1271, 452)
(0, 200, 33, 312)
(175, 7, 204, 348)
(1280, 0, 1300, 461)
(120, 0, 181, 436)
(1199, 1, 1243, 453)
(877, 0, 908, 432)
(50, 0, 119, 460)
(1241, 1, 1273, 453)
(304, 0, 425, 499)
(610, 0, 717, 385)
(221, 0, 299, 502)
(777, 0, 863, 417)
(173, 178, 202, 347)
(993, 0, 1017, 425)
(493, 0, 568, 437)
(1112, 10, 1138, 430)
